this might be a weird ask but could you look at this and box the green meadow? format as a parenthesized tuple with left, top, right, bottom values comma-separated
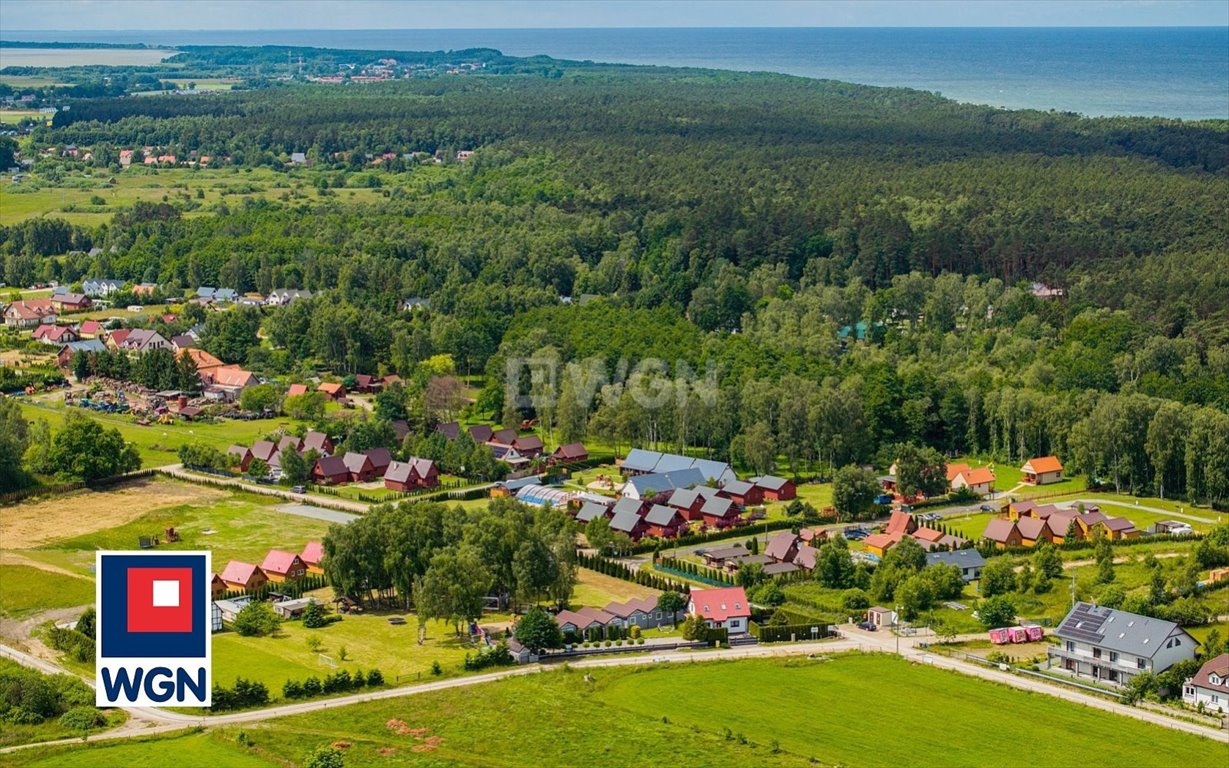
(9, 655, 1221, 767)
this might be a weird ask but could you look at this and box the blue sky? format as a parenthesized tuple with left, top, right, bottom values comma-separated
(1, 0, 1226, 31)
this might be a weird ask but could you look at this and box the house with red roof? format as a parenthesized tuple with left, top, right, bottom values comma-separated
(1183, 653, 1229, 713)
(32, 324, 79, 345)
(300, 541, 325, 574)
(302, 430, 333, 455)
(1021, 456, 1064, 485)
(951, 466, 996, 496)
(250, 440, 278, 464)
(384, 457, 439, 491)
(688, 586, 751, 634)
(77, 319, 103, 338)
(261, 550, 307, 582)
(219, 560, 268, 592)
(211, 573, 227, 600)
(365, 447, 393, 477)
(983, 518, 1024, 549)
(286, 383, 308, 398)
(312, 455, 350, 485)
(342, 451, 377, 482)
(227, 445, 253, 471)
(50, 292, 92, 312)
(318, 382, 346, 400)
(549, 442, 589, 465)
(3, 299, 57, 329)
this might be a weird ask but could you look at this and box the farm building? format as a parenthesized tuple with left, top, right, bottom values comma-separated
(688, 586, 751, 634)
(748, 475, 796, 501)
(219, 561, 268, 592)
(1021, 456, 1064, 485)
(261, 550, 307, 583)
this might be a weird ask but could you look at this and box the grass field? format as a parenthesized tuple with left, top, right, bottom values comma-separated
(212, 610, 499, 693)
(0, 165, 447, 226)
(42, 492, 331, 573)
(0, 564, 94, 618)
(18, 398, 310, 468)
(13, 732, 274, 768)
(570, 567, 659, 608)
(10, 654, 1222, 767)
(0, 109, 45, 124)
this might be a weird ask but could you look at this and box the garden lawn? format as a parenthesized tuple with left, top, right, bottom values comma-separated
(570, 567, 660, 608)
(211, 612, 506, 695)
(11, 732, 277, 768)
(42, 492, 330, 574)
(0, 564, 94, 618)
(18, 399, 313, 468)
(10, 654, 1222, 767)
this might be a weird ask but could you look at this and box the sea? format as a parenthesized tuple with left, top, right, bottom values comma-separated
(4, 27, 1227, 120)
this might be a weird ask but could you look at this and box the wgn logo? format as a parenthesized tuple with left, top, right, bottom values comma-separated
(96, 551, 212, 707)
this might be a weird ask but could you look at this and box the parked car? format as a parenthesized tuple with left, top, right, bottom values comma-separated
(291, 485, 306, 493)
(856, 621, 878, 631)
(979, 504, 994, 512)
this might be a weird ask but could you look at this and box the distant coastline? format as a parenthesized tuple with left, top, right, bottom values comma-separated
(2, 27, 1226, 119)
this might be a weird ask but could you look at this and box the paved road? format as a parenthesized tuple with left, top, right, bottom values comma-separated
(3, 626, 1225, 756)
(275, 503, 358, 524)
(157, 465, 370, 513)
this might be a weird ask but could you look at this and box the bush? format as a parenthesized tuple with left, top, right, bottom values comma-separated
(303, 676, 323, 695)
(282, 680, 304, 699)
(366, 669, 384, 686)
(840, 588, 870, 611)
(463, 644, 514, 671)
(430, 661, 443, 676)
(302, 601, 327, 629)
(58, 706, 105, 731)
(233, 601, 280, 637)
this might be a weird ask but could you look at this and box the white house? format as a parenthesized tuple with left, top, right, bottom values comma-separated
(687, 586, 750, 634)
(1048, 602, 1197, 687)
(1183, 653, 1229, 713)
(83, 278, 123, 297)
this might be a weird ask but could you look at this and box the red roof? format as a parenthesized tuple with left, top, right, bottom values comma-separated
(220, 560, 262, 584)
(301, 541, 324, 566)
(318, 382, 345, 395)
(261, 549, 302, 576)
(1022, 456, 1063, 474)
(689, 586, 750, 622)
(885, 511, 916, 535)
(958, 467, 996, 485)
(287, 383, 308, 397)
(945, 463, 972, 482)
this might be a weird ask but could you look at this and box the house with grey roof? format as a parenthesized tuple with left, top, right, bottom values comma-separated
(82, 278, 123, 297)
(924, 549, 986, 582)
(1048, 602, 1197, 686)
(575, 500, 611, 524)
(618, 448, 736, 485)
(622, 467, 707, 501)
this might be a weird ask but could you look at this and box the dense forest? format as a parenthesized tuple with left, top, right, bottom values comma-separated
(3, 58, 1228, 503)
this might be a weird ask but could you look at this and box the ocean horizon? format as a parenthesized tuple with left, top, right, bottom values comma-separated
(3, 26, 1227, 120)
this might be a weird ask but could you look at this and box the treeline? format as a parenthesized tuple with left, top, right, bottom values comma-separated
(323, 498, 577, 622)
